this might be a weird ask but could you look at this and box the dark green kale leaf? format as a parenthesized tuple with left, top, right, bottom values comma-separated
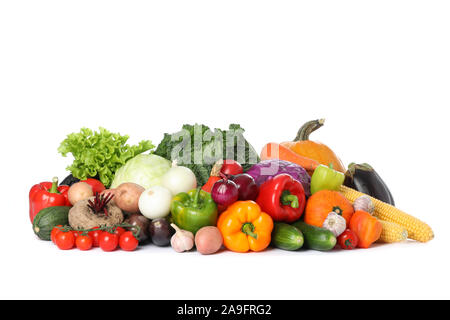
(154, 124, 259, 186)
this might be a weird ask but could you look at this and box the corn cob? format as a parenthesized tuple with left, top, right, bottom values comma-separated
(377, 220, 408, 243)
(340, 185, 434, 242)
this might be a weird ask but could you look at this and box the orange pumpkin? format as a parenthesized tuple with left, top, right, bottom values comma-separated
(304, 190, 354, 227)
(281, 119, 346, 173)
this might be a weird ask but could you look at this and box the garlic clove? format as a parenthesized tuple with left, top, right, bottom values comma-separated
(170, 223, 194, 253)
(323, 212, 347, 237)
(353, 195, 375, 214)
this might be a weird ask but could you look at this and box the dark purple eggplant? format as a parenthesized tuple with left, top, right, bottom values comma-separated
(60, 174, 80, 186)
(344, 163, 395, 206)
(60, 174, 101, 187)
(149, 218, 174, 247)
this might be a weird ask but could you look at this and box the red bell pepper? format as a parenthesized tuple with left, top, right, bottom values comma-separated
(256, 173, 306, 222)
(29, 177, 71, 223)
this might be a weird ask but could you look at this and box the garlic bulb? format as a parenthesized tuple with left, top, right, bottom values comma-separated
(170, 223, 194, 253)
(322, 212, 346, 237)
(353, 195, 375, 214)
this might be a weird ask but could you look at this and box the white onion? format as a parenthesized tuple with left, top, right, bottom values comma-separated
(161, 162, 197, 195)
(138, 186, 172, 219)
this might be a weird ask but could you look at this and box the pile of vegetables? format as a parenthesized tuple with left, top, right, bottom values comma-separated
(29, 121, 434, 254)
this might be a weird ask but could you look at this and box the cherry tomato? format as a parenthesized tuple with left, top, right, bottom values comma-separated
(119, 231, 139, 251)
(113, 227, 126, 238)
(338, 229, 359, 250)
(99, 231, 119, 252)
(81, 178, 106, 195)
(72, 230, 80, 239)
(55, 231, 75, 250)
(51, 225, 63, 244)
(88, 227, 102, 247)
(76, 235, 93, 251)
(220, 160, 243, 176)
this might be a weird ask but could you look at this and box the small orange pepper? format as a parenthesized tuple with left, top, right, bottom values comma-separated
(217, 201, 274, 253)
(349, 210, 382, 249)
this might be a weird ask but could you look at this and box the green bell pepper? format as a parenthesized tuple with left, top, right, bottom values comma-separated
(310, 164, 345, 194)
(171, 188, 218, 234)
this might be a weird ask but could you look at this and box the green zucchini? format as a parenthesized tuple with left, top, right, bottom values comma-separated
(271, 223, 304, 251)
(32, 206, 71, 240)
(291, 221, 336, 251)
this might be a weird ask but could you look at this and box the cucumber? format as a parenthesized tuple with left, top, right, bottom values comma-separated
(271, 223, 304, 251)
(32, 206, 71, 240)
(291, 221, 336, 251)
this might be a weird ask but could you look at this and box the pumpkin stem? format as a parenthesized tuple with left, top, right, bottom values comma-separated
(294, 119, 325, 141)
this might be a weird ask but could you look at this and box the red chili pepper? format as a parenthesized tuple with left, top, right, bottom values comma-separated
(256, 174, 306, 222)
(29, 177, 71, 223)
(337, 229, 359, 250)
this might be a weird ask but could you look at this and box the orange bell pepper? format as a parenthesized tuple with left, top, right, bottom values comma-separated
(349, 210, 382, 248)
(217, 201, 274, 253)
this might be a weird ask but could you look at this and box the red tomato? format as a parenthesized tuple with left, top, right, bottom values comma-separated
(113, 227, 126, 238)
(119, 231, 139, 251)
(220, 160, 243, 176)
(338, 229, 359, 250)
(51, 225, 63, 244)
(55, 231, 75, 250)
(99, 232, 119, 252)
(76, 235, 93, 251)
(81, 178, 106, 195)
(72, 230, 80, 239)
(88, 227, 102, 247)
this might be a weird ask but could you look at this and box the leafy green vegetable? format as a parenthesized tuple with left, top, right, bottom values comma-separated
(58, 127, 154, 187)
(110, 154, 171, 189)
(154, 124, 259, 186)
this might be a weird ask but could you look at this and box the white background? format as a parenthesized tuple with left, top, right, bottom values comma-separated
(1, 1, 449, 300)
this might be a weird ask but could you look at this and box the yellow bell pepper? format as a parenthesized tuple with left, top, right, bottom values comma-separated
(217, 201, 273, 253)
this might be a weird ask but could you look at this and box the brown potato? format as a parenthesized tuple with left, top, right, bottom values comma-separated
(114, 183, 144, 213)
(68, 182, 94, 205)
(100, 188, 116, 197)
(194, 226, 223, 255)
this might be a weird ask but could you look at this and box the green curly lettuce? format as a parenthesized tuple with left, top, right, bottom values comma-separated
(58, 127, 154, 187)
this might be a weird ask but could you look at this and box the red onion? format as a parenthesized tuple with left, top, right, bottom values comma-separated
(211, 174, 239, 207)
(229, 173, 259, 201)
(220, 160, 243, 176)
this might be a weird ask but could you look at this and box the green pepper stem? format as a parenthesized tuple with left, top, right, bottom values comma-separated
(49, 177, 60, 194)
(192, 187, 201, 208)
(241, 223, 258, 239)
(281, 191, 299, 209)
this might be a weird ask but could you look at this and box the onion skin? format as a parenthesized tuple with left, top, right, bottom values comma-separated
(211, 179, 239, 207)
(125, 213, 151, 243)
(220, 160, 243, 176)
(229, 174, 259, 201)
(161, 165, 197, 195)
